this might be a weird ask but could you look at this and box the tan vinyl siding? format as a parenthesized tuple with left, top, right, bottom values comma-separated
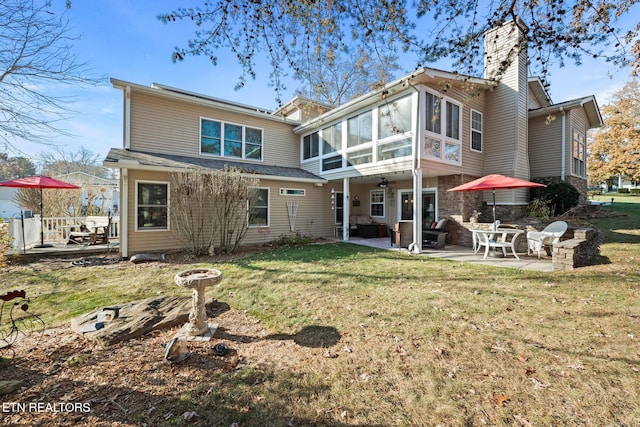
(125, 169, 333, 253)
(527, 86, 543, 109)
(126, 169, 180, 254)
(129, 92, 299, 165)
(482, 19, 530, 205)
(514, 59, 530, 180)
(529, 114, 563, 179)
(243, 181, 333, 244)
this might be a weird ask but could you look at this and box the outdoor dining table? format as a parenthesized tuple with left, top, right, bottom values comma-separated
(472, 228, 525, 260)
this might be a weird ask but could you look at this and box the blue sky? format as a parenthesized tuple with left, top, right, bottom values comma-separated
(16, 1, 638, 162)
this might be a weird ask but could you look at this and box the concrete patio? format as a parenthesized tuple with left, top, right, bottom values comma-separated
(343, 237, 554, 272)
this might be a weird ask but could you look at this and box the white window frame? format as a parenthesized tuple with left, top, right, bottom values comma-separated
(370, 189, 385, 218)
(135, 180, 170, 232)
(572, 129, 586, 178)
(279, 188, 306, 196)
(200, 117, 264, 161)
(470, 109, 483, 153)
(423, 90, 462, 165)
(301, 131, 320, 162)
(248, 187, 270, 227)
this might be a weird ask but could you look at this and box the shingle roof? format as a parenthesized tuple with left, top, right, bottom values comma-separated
(104, 148, 326, 183)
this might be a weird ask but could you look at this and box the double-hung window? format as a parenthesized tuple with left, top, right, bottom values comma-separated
(471, 109, 483, 152)
(302, 132, 319, 160)
(249, 188, 269, 227)
(200, 118, 263, 160)
(136, 181, 168, 230)
(423, 91, 462, 164)
(370, 189, 385, 218)
(572, 130, 586, 177)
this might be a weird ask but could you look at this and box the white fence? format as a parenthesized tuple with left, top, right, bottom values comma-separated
(7, 215, 120, 249)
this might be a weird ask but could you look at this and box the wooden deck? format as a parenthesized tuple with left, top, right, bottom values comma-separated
(6, 239, 120, 263)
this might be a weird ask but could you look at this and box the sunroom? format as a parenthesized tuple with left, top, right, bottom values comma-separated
(294, 68, 494, 252)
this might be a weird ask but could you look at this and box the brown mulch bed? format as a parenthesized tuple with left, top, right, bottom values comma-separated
(0, 243, 332, 426)
(1, 304, 322, 426)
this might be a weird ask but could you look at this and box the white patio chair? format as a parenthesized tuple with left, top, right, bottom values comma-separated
(526, 220, 568, 258)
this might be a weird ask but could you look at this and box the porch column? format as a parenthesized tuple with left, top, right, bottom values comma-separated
(411, 169, 423, 253)
(342, 177, 350, 241)
(121, 168, 129, 258)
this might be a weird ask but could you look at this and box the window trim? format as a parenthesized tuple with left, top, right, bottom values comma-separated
(301, 131, 320, 161)
(572, 129, 586, 178)
(423, 90, 462, 165)
(248, 187, 270, 228)
(200, 117, 264, 161)
(135, 180, 170, 232)
(370, 189, 385, 218)
(470, 109, 483, 153)
(279, 188, 306, 196)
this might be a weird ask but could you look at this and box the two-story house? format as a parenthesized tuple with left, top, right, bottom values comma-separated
(104, 19, 602, 258)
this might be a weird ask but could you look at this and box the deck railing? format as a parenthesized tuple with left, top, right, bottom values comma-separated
(7, 215, 120, 249)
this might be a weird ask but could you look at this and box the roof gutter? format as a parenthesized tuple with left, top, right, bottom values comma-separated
(102, 159, 327, 185)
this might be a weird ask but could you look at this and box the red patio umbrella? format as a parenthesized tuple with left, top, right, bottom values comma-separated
(0, 175, 80, 248)
(448, 174, 546, 223)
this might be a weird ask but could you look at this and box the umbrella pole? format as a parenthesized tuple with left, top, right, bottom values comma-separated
(33, 186, 52, 248)
(20, 210, 26, 255)
(492, 189, 496, 224)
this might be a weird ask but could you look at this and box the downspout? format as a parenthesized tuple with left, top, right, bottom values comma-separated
(560, 107, 566, 181)
(121, 168, 129, 259)
(125, 86, 131, 150)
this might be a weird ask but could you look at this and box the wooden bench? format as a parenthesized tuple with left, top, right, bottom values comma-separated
(68, 216, 111, 245)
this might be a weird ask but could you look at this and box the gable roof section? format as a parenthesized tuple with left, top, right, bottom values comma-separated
(528, 95, 603, 128)
(104, 148, 326, 184)
(528, 77, 552, 107)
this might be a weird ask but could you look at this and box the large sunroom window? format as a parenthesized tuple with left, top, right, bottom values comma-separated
(347, 111, 372, 148)
(379, 95, 412, 139)
(423, 91, 461, 164)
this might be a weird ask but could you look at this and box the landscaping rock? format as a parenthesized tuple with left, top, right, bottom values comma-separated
(70, 296, 216, 346)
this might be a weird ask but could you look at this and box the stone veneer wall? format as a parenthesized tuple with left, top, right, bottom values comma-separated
(438, 175, 483, 222)
(566, 176, 588, 204)
(439, 175, 529, 223)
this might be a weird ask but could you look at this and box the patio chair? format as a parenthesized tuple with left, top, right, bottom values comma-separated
(526, 220, 568, 258)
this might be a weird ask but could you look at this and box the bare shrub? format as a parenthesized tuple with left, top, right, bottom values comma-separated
(211, 167, 258, 254)
(170, 169, 217, 256)
(170, 167, 258, 256)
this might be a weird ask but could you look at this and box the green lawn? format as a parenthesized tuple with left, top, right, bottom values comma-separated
(1, 197, 639, 426)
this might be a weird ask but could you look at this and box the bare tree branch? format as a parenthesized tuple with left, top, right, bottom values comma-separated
(0, 0, 102, 153)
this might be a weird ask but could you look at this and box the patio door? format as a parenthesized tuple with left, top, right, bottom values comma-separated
(399, 190, 436, 223)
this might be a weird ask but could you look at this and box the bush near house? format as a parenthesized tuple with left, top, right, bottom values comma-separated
(531, 180, 580, 216)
